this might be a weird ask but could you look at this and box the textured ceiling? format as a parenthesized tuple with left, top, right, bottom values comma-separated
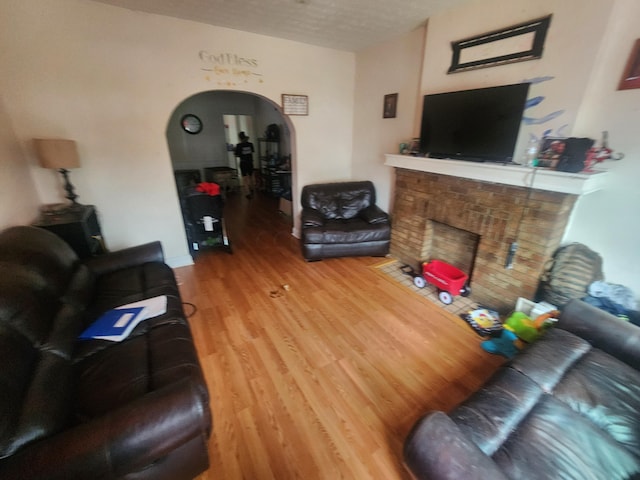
(90, 0, 471, 52)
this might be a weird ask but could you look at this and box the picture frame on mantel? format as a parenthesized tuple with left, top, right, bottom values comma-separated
(383, 93, 398, 118)
(448, 15, 552, 74)
(618, 38, 640, 90)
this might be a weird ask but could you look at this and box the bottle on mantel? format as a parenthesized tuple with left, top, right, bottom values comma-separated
(523, 136, 539, 167)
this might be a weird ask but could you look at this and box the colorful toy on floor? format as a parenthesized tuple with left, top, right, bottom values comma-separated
(481, 309, 560, 358)
(504, 310, 559, 343)
(460, 308, 502, 337)
(481, 328, 521, 359)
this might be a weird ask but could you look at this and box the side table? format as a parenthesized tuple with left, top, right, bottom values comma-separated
(32, 204, 106, 259)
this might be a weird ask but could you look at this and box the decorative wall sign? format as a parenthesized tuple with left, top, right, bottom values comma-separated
(199, 50, 264, 86)
(383, 93, 398, 118)
(282, 94, 309, 115)
(448, 15, 552, 74)
(618, 38, 640, 90)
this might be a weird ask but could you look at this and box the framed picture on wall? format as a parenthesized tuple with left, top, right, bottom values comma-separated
(383, 93, 398, 118)
(618, 38, 640, 90)
(282, 94, 309, 115)
(448, 15, 552, 73)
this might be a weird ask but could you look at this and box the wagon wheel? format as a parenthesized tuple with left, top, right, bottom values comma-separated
(460, 284, 471, 297)
(438, 289, 453, 305)
(413, 276, 426, 289)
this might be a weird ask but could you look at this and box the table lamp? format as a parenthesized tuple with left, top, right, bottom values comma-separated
(34, 138, 81, 206)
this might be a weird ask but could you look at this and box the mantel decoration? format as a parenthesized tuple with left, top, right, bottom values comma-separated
(618, 38, 640, 90)
(383, 93, 398, 118)
(282, 94, 309, 115)
(448, 15, 552, 74)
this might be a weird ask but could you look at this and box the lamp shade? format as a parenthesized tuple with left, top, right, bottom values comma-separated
(34, 139, 80, 170)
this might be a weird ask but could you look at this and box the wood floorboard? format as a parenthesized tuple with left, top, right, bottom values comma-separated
(175, 192, 505, 480)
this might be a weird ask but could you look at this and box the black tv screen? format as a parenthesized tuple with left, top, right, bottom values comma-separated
(419, 83, 530, 163)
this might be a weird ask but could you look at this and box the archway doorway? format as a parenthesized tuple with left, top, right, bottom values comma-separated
(166, 90, 293, 257)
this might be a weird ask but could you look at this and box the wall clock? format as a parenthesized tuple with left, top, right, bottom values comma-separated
(181, 114, 203, 134)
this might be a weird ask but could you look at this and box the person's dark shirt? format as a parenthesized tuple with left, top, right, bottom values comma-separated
(235, 140, 254, 163)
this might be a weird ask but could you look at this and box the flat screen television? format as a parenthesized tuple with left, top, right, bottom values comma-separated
(419, 83, 530, 163)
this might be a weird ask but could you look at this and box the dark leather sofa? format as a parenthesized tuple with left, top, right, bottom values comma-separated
(300, 180, 390, 261)
(0, 225, 211, 480)
(404, 299, 640, 480)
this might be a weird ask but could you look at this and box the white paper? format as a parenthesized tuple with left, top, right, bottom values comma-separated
(117, 295, 168, 320)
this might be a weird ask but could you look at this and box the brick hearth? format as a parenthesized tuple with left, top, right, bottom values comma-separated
(390, 168, 578, 313)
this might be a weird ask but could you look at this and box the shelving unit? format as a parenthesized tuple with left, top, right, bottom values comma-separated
(258, 138, 284, 196)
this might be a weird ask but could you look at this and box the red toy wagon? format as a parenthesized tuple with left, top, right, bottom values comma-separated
(407, 260, 471, 305)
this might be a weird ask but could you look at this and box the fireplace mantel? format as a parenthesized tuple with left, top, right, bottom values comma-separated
(385, 154, 607, 195)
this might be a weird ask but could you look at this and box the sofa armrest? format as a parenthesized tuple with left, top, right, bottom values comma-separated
(301, 208, 325, 227)
(84, 241, 165, 277)
(359, 204, 389, 224)
(404, 412, 508, 480)
(559, 299, 640, 370)
(0, 379, 210, 480)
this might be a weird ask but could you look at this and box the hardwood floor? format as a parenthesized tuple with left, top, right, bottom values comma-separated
(175, 192, 504, 480)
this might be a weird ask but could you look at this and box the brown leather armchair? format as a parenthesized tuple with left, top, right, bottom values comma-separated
(300, 181, 390, 261)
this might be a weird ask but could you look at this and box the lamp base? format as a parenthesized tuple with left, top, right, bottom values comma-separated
(59, 168, 80, 205)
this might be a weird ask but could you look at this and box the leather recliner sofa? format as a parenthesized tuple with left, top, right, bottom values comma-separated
(300, 180, 391, 261)
(404, 299, 640, 479)
(0, 225, 211, 480)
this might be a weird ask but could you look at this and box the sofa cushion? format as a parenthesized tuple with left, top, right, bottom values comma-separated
(301, 181, 375, 220)
(340, 190, 371, 219)
(0, 264, 89, 459)
(89, 262, 181, 314)
(302, 218, 390, 244)
(553, 348, 640, 457)
(73, 258, 209, 422)
(0, 227, 81, 299)
(491, 395, 640, 480)
(74, 321, 207, 421)
(509, 328, 591, 392)
(312, 191, 341, 219)
(0, 322, 75, 458)
(359, 204, 389, 224)
(451, 367, 544, 456)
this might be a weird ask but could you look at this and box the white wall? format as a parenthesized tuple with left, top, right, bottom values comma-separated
(352, 26, 427, 211)
(420, 0, 614, 166)
(0, 0, 355, 263)
(0, 96, 40, 226)
(567, 0, 640, 292)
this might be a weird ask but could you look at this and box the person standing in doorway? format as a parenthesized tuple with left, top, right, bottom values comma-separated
(235, 132, 255, 199)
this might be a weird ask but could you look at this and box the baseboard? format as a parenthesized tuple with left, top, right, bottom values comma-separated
(166, 254, 194, 268)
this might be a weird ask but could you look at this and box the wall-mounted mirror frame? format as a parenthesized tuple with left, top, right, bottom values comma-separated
(448, 15, 552, 74)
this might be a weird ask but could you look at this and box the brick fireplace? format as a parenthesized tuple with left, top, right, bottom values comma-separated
(385, 155, 607, 313)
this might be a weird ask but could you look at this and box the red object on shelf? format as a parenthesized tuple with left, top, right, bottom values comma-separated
(196, 182, 221, 196)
